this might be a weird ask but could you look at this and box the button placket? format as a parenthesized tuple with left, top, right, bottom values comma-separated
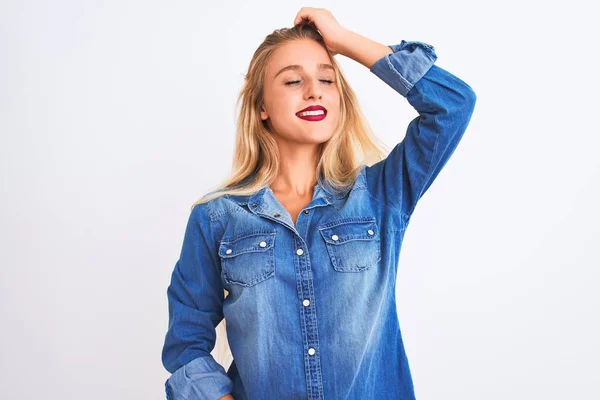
(295, 243, 318, 365)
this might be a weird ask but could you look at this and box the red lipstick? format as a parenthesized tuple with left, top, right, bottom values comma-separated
(296, 105, 327, 121)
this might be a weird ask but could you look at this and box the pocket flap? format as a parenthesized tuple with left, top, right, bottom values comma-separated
(318, 217, 379, 245)
(218, 231, 276, 258)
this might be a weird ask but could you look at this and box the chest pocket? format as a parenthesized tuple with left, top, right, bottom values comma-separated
(318, 217, 381, 272)
(218, 231, 276, 287)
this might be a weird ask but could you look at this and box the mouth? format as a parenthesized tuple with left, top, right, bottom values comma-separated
(296, 105, 327, 122)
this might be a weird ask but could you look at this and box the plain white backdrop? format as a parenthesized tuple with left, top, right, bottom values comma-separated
(1, 0, 598, 399)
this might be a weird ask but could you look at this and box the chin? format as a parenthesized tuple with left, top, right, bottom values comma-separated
(308, 129, 335, 143)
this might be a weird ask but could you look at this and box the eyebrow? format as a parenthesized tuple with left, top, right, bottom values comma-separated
(274, 63, 334, 79)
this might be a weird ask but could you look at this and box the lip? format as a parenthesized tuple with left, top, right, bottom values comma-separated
(296, 105, 327, 121)
(297, 105, 327, 114)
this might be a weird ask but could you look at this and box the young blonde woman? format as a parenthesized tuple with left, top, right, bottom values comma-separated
(161, 7, 476, 400)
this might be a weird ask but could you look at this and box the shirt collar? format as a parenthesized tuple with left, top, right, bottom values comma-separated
(226, 179, 334, 209)
(223, 167, 366, 213)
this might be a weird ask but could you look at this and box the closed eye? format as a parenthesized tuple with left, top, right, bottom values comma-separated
(285, 79, 335, 86)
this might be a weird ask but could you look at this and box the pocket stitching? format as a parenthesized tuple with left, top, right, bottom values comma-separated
(218, 231, 276, 286)
(318, 217, 381, 272)
(218, 231, 276, 258)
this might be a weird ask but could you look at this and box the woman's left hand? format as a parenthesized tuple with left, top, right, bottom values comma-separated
(293, 7, 348, 56)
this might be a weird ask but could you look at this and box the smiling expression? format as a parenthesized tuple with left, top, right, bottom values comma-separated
(261, 39, 341, 145)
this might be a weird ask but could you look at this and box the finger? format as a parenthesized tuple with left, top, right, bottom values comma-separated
(293, 11, 304, 25)
(293, 7, 306, 25)
(294, 14, 308, 26)
(293, 7, 313, 26)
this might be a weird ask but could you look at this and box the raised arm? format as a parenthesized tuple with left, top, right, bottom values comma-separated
(338, 31, 476, 223)
(161, 203, 234, 399)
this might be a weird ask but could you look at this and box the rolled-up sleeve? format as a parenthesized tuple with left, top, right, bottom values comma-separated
(369, 40, 438, 97)
(366, 40, 477, 222)
(161, 203, 233, 399)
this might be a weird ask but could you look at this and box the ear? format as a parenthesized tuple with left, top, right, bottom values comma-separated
(260, 105, 269, 121)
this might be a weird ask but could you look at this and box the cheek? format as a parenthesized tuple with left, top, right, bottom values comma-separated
(270, 95, 299, 117)
(327, 104, 340, 123)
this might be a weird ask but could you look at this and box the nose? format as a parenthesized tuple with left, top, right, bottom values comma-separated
(303, 77, 323, 100)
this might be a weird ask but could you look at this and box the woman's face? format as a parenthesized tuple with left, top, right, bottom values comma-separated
(261, 39, 340, 146)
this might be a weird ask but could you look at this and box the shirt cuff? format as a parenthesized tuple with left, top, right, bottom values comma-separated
(369, 40, 437, 97)
(165, 356, 233, 400)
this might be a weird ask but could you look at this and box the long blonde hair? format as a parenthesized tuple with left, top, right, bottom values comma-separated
(200, 24, 390, 372)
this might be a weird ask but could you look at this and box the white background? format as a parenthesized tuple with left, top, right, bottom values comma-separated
(1, 1, 598, 399)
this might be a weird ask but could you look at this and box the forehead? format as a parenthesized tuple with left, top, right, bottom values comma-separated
(267, 39, 333, 78)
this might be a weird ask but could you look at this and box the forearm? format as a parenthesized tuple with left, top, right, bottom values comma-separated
(336, 29, 393, 69)
(218, 394, 234, 400)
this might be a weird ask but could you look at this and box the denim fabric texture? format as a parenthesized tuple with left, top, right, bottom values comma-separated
(162, 39, 477, 399)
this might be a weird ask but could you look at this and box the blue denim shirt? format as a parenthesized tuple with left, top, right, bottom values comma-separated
(162, 40, 476, 400)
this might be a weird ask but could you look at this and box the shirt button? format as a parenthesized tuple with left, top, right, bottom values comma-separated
(367, 229, 374, 235)
(273, 213, 281, 218)
(303, 299, 310, 307)
(259, 241, 267, 248)
(308, 348, 316, 356)
(296, 248, 304, 256)
(303, 210, 309, 214)
(331, 234, 339, 241)
(225, 249, 232, 254)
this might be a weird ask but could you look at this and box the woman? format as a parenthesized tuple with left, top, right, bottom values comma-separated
(161, 7, 476, 400)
